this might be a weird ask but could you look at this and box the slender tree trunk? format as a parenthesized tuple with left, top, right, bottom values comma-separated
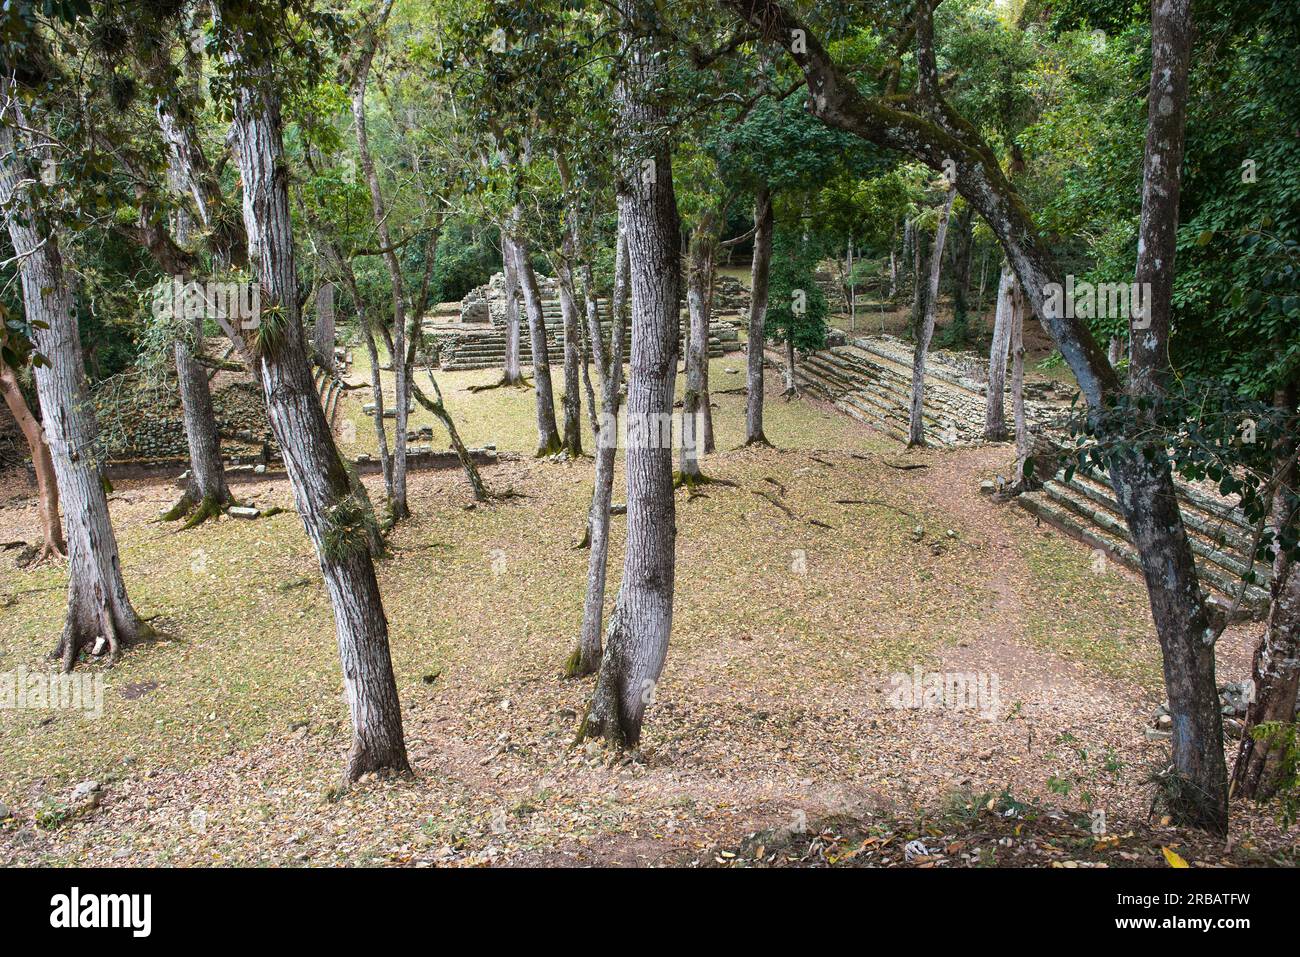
(332, 257, 394, 501)
(909, 217, 926, 331)
(680, 221, 715, 481)
(351, 29, 409, 521)
(0, 360, 64, 559)
(512, 234, 562, 456)
(152, 97, 234, 524)
(164, 192, 234, 524)
(1232, 383, 1300, 800)
(1114, 0, 1226, 832)
(976, 245, 988, 313)
(950, 204, 975, 337)
(171, 313, 235, 524)
(315, 281, 336, 371)
(0, 102, 149, 668)
(744, 187, 773, 446)
(1010, 278, 1028, 482)
(500, 229, 523, 386)
(1107, 335, 1122, 369)
(783, 336, 797, 395)
(908, 186, 955, 446)
(984, 264, 1014, 441)
(570, 221, 630, 677)
(555, 245, 584, 457)
(579, 2, 681, 747)
(221, 16, 409, 780)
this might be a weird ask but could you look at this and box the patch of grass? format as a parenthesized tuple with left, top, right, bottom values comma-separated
(1014, 529, 1164, 686)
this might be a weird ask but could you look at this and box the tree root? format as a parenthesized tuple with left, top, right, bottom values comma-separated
(468, 374, 532, 393)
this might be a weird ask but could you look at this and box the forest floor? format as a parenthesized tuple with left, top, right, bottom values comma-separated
(0, 353, 1296, 867)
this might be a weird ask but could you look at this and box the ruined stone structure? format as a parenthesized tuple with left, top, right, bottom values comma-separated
(792, 335, 1270, 613)
(428, 271, 745, 371)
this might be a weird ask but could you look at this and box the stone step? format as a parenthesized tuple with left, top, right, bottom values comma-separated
(1018, 488, 1269, 610)
(795, 356, 960, 447)
(1041, 473, 1270, 600)
(796, 350, 981, 446)
(1061, 469, 1260, 562)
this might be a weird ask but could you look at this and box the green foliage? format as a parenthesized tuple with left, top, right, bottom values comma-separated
(766, 233, 828, 353)
(1250, 721, 1300, 829)
(430, 216, 501, 304)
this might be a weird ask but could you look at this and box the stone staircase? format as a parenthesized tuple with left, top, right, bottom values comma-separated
(791, 335, 1066, 448)
(790, 333, 1269, 612)
(1018, 468, 1271, 611)
(426, 298, 743, 371)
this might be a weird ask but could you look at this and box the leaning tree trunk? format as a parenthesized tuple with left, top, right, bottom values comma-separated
(714, 0, 1226, 831)
(411, 372, 488, 503)
(983, 264, 1014, 441)
(0, 359, 65, 560)
(151, 103, 235, 526)
(1232, 383, 1300, 800)
(744, 187, 773, 446)
(579, 2, 681, 747)
(500, 229, 524, 386)
(555, 249, 584, 458)
(569, 221, 630, 678)
(0, 103, 149, 668)
(222, 24, 409, 780)
(512, 235, 562, 456)
(907, 186, 955, 447)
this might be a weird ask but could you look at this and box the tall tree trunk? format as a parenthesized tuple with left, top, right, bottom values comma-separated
(680, 220, 715, 482)
(220, 12, 409, 780)
(907, 186, 955, 446)
(351, 20, 409, 522)
(715, 0, 1227, 830)
(163, 188, 234, 525)
(1010, 278, 1028, 483)
(909, 217, 926, 331)
(949, 204, 975, 337)
(170, 312, 235, 525)
(569, 221, 630, 678)
(579, 1, 681, 747)
(332, 256, 394, 501)
(512, 235, 562, 456)
(500, 229, 523, 386)
(1232, 383, 1300, 800)
(1118, 0, 1226, 831)
(984, 264, 1014, 441)
(315, 281, 336, 372)
(0, 360, 64, 560)
(744, 187, 773, 446)
(152, 92, 235, 525)
(555, 245, 584, 458)
(0, 101, 149, 668)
